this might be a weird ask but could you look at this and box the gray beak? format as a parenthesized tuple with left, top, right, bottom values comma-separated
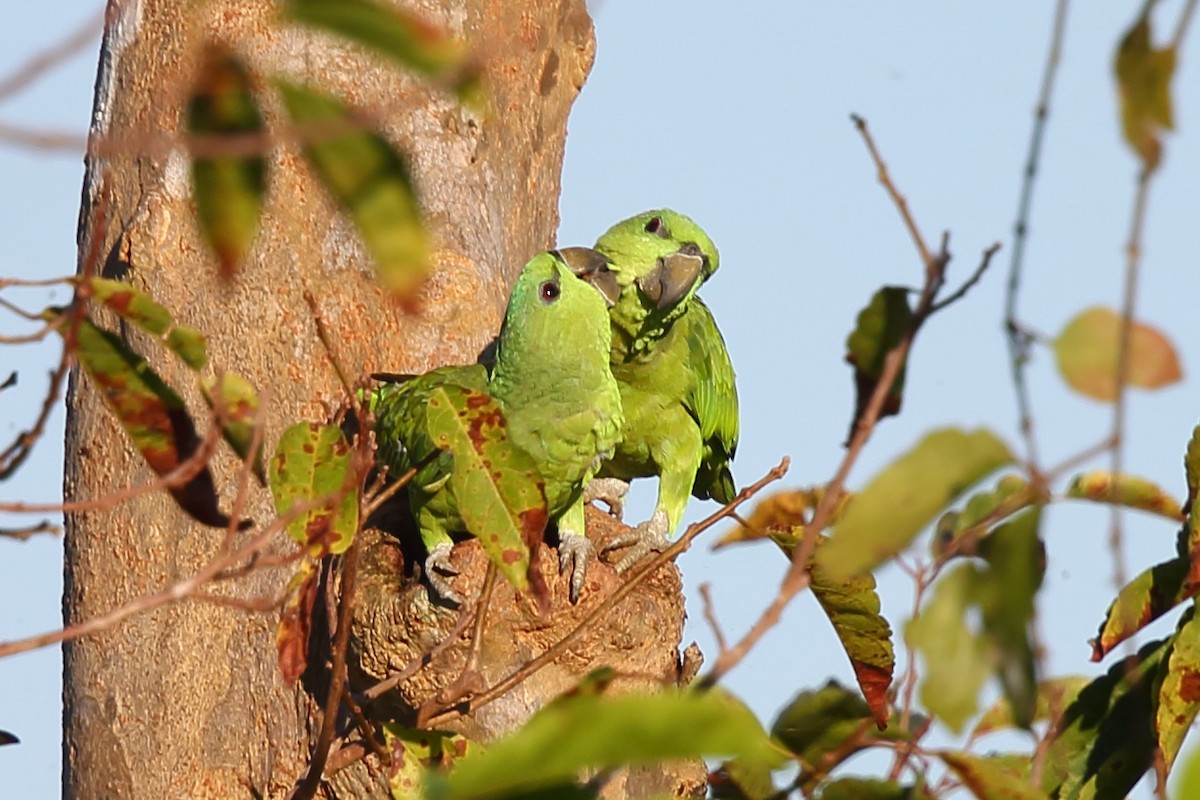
(636, 250, 704, 310)
(557, 247, 622, 308)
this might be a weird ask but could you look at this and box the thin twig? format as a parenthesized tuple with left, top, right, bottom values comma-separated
(1172, 0, 1198, 49)
(0, 10, 102, 102)
(1005, 0, 1071, 470)
(0, 521, 61, 541)
(930, 243, 1002, 313)
(850, 114, 932, 266)
(698, 584, 728, 655)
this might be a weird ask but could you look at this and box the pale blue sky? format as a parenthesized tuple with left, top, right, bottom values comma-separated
(2, 2, 1199, 797)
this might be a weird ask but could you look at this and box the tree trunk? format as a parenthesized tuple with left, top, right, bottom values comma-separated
(64, 1, 699, 798)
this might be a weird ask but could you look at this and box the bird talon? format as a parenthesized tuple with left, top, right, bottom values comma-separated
(601, 509, 670, 573)
(424, 542, 462, 606)
(557, 531, 596, 604)
(584, 477, 630, 520)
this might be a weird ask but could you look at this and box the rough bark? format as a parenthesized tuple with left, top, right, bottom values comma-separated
(64, 1, 698, 798)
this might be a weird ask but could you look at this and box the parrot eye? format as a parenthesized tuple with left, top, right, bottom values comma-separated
(644, 216, 670, 238)
(539, 280, 561, 302)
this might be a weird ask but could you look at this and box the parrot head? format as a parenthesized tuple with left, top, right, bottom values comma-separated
(592, 209, 719, 313)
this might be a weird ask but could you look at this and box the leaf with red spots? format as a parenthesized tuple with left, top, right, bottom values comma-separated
(187, 44, 266, 278)
(1157, 607, 1200, 770)
(1042, 638, 1168, 798)
(379, 724, 478, 800)
(844, 286, 912, 440)
(275, 556, 319, 685)
(1090, 556, 1193, 661)
(269, 422, 359, 556)
(201, 372, 266, 486)
(423, 384, 548, 602)
(86, 277, 208, 369)
(809, 537, 894, 728)
(276, 80, 429, 306)
(284, 0, 484, 110)
(1065, 470, 1183, 522)
(69, 314, 238, 528)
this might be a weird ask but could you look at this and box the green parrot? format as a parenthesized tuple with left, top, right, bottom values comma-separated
(569, 209, 738, 571)
(369, 249, 624, 604)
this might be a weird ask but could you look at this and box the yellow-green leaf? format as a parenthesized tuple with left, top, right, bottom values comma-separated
(201, 372, 266, 486)
(1053, 306, 1181, 402)
(277, 80, 429, 304)
(269, 422, 359, 555)
(86, 277, 208, 369)
(1114, 15, 1176, 169)
(187, 44, 266, 278)
(932, 473, 1032, 558)
(1065, 470, 1183, 522)
(937, 751, 1048, 800)
(972, 676, 1089, 738)
(380, 725, 478, 800)
(1090, 557, 1192, 661)
(771, 682, 913, 769)
(818, 428, 1013, 579)
(284, 0, 484, 109)
(1157, 608, 1200, 771)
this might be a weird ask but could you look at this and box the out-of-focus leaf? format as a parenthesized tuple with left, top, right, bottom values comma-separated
(844, 286, 912, 439)
(1185, 423, 1200, 505)
(932, 474, 1031, 557)
(1114, 14, 1176, 170)
(818, 777, 933, 800)
(86, 277, 208, 369)
(1042, 638, 1169, 799)
(937, 751, 1047, 800)
(810, 539, 894, 727)
(200, 372, 266, 486)
(68, 314, 237, 528)
(818, 428, 1013, 579)
(269, 422, 359, 555)
(1065, 470, 1183, 522)
(275, 555, 319, 685)
(442, 689, 779, 800)
(1053, 307, 1181, 402)
(708, 757, 777, 800)
(906, 564, 990, 733)
(380, 724, 478, 800)
(973, 676, 1090, 737)
(284, 0, 484, 109)
(0, 730, 18, 746)
(1175, 741, 1200, 800)
(276, 80, 429, 305)
(714, 486, 849, 549)
(975, 508, 1044, 729)
(771, 682, 912, 773)
(1157, 608, 1200, 771)
(187, 44, 266, 278)
(1090, 557, 1192, 661)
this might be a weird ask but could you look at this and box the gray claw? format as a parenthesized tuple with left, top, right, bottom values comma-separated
(584, 477, 630, 520)
(424, 542, 462, 606)
(558, 531, 596, 604)
(602, 509, 670, 573)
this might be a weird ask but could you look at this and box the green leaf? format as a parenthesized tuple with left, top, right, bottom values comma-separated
(200, 372, 266, 486)
(770, 681, 913, 772)
(972, 676, 1090, 737)
(906, 564, 990, 733)
(1042, 638, 1169, 799)
(1090, 557, 1192, 661)
(1157, 608, 1200, 771)
(1053, 306, 1181, 402)
(69, 314, 236, 528)
(932, 473, 1032, 557)
(936, 751, 1048, 800)
(1114, 14, 1176, 170)
(1065, 470, 1183, 522)
(709, 757, 777, 800)
(818, 777, 933, 800)
(818, 427, 1013, 579)
(422, 384, 548, 596)
(809, 540, 895, 727)
(276, 80, 429, 304)
(86, 277, 208, 369)
(844, 286, 912, 437)
(1185, 423, 1200, 502)
(443, 690, 778, 799)
(187, 44, 266, 278)
(380, 724, 478, 800)
(1174, 742, 1200, 800)
(975, 508, 1045, 729)
(269, 422, 359, 555)
(284, 0, 484, 109)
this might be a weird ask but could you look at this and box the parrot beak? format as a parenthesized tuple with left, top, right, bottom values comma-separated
(636, 250, 705, 310)
(557, 247, 622, 308)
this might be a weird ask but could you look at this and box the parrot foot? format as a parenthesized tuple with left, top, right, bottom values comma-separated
(602, 509, 670, 573)
(557, 530, 595, 604)
(584, 477, 630, 520)
(424, 542, 462, 606)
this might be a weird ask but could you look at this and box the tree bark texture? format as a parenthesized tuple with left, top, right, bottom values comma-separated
(64, 1, 698, 798)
